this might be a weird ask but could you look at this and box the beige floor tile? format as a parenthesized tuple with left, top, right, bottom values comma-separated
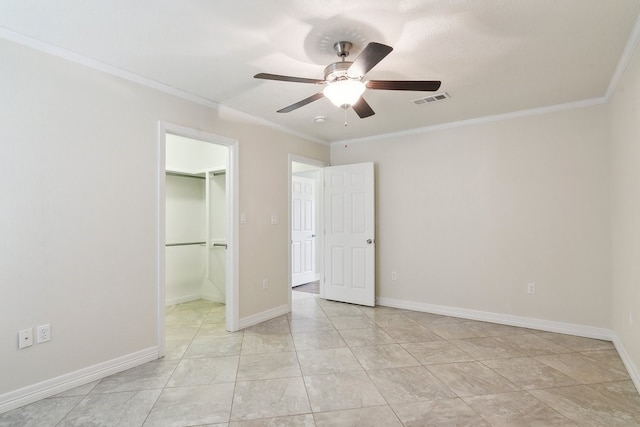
(449, 336, 527, 360)
(426, 321, 485, 340)
(287, 307, 327, 319)
(244, 317, 290, 335)
(291, 298, 323, 310)
(536, 351, 630, 384)
(367, 313, 416, 327)
(493, 333, 572, 356)
(460, 320, 529, 337)
(241, 334, 295, 354)
(350, 344, 420, 370)
(298, 347, 362, 375)
(237, 352, 301, 381)
(230, 377, 310, 421)
(143, 384, 234, 426)
(203, 310, 226, 324)
(338, 327, 395, 347)
(166, 356, 238, 387)
(288, 317, 335, 333)
(54, 380, 100, 397)
(403, 311, 462, 325)
(165, 309, 208, 326)
(304, 371, 386, 412)
(165, 325, 200, 341)
(483, 357, 580, 390)
(92, 360, 178, 393)
(534, 332, 614, 352)
(427, 361, 520, 397)
(184, 336, 243, 358)
(367, 366, 456, 404)
(322, 305, 366, 317)
(401, 341, 474, 365)
(229, 414, 315, 426)
(313, 405, 403, 426)
(196, 323, 243, 339)
(0, 396, 83, 427)
(391, 398, 490, 426)
(530, 383, 640, 426)
(58, 390, 161, 427)
(329, 315, 376, 330)
(292, 330, 347, 351)
(382, 323, 443, 343)
(9, 297, 638, 427)
(164, 340, 190, 360)
(464, 391, 578, 426)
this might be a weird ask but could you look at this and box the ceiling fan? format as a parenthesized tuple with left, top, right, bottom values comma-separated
(254, 41, 442, 118)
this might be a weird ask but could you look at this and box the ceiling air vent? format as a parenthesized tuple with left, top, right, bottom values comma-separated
(412, 92, 450, 105)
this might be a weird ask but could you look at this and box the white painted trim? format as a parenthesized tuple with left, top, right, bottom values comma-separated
(165, 293, 203, 307)
(377, 297, 613, 341)
(0, 27, 326, 147)
(158, 122, 241, 350)
(612, 333, 640, 395)
(2, 23, 636, 147)
(606, 13, 640, 99)
(334, 97, 608, 146)
(238, 304, 290, 330)
(0, 347, 158, 414)
(287, 155, 328, 312)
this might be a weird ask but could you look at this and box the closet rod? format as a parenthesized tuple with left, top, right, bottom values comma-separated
(166, 241, 206, 247)
(166, 171, 205, 180)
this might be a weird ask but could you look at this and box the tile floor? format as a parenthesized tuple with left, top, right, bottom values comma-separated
(2, 291, 640, 426)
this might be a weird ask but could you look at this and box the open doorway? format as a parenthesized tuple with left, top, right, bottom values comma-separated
(288, 155, 326, 307)
(158, 122, 239, 358)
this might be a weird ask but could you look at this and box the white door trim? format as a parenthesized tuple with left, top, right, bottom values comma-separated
(158, 122, 240, 358)
(288, 154, 327, 310)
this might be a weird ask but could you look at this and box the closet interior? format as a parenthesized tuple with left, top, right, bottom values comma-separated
(165, 134, 228, 306)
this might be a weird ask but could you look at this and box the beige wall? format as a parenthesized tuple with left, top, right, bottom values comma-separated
(0, 38, 328, 395)
(331, 105, 611, 328)
(610, 38, 640, 384)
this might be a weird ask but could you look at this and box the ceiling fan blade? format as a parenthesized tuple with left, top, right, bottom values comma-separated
(254, 73, 325, 85)
(347, 42, 393, 78)
(277, 92, 325, 113)
(366, 80, 442, 91)
(352, 97, 375, 118)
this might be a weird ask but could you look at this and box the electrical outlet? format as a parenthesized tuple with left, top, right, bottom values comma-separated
(37, 324, 51, 344)
(262, 279, 269, 290)
(240, 213, 247, 224)
(271, 215, 279, 225)
(527, 282, 536, 294)
(18, 328, 33, 349)
(391, 271, 397, 281)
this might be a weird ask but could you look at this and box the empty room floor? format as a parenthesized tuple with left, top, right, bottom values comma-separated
(2, 291, 640, 426)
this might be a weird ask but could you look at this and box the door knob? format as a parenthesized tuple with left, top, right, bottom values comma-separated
(367, 239, 373, 244)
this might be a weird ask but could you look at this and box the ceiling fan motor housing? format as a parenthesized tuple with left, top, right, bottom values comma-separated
(324, 61, 355, 82)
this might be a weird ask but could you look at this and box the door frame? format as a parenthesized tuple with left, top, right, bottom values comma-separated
(158, 121, 240, 358)
(288, 154, 327, 309)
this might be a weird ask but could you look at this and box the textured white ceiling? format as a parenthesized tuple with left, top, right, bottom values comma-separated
(1, 0, 639, 143)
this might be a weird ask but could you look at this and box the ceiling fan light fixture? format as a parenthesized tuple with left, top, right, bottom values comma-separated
(323, 79, 365, 108)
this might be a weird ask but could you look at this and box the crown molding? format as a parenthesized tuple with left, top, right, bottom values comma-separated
(0, 27, 328, 147)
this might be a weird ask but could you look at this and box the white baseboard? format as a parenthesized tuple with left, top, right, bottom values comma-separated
(238, 304, 289, 330)
(0, 346, 158, 414)
(200, 292, 225, 305)
(165, 293, 201, 306)
(377, 297, 613, 341)
(612, 333, 640, 395)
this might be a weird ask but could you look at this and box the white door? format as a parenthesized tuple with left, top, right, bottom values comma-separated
(292, 176, 317, 286)
(323, 162, 375, 306)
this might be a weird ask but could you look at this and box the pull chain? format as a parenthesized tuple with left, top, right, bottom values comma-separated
(343, 106, 348, 127)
